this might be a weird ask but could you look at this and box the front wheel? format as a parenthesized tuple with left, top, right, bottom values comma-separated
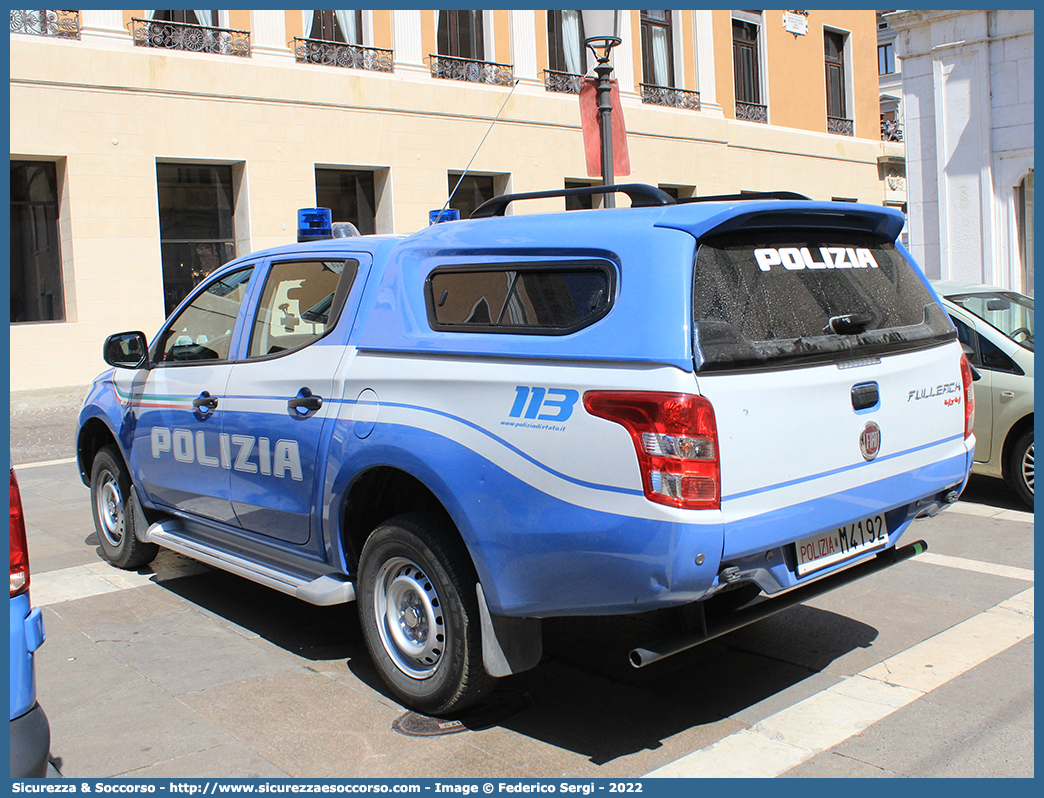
(357, 513, 496, 715)
(1007, 429, 1034, 508)
(90, 444, 159, 570)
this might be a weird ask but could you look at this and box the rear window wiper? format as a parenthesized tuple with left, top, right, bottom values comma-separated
(824, 313, 871, 335)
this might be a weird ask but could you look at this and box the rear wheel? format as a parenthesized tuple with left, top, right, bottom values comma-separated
(90, 445, 159, 569)
(1007, 429, 1034, 508)
(357, 513, 496, 715)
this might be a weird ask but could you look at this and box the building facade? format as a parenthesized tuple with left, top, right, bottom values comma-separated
(876, 10, 907, 245)
(12, 9, 895, 391)
(886, 9, 1034, 294)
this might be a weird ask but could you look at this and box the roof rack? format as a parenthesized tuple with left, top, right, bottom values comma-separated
(470, 183, 676, 218)
(676, 191, 812, 203)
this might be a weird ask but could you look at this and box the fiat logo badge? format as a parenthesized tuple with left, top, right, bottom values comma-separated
(860, 421, 882, 461)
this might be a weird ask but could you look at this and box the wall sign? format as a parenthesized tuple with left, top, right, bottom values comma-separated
(784, 11, 809, 36)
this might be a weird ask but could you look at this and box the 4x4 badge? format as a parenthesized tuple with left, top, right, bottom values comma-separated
(860, 421, 882, 461)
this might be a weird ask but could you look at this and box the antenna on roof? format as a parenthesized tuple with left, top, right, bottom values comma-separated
(431, 78, 521, 225)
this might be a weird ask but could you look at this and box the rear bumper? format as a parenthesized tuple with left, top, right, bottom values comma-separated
(10, 702, 50, 778)
(630, 539, 928, 667)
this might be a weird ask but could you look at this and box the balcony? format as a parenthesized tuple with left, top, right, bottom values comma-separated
(10, 9, 79, 39)
(131, 17, 250, 57)
(735, 101, 768, 123)
(881, 118, 904, 143)
(295, 38, 393, 72)
(544, 69, 583, 95)
(828, 116, 854, 136)
(429, 54, 514, 87)
(641, 84, 700, 111)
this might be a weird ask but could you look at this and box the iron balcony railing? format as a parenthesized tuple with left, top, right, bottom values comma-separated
(10, 9, 79, 39)
(735, 101, 768, 123)
(294, 38, 393, 72)
(828, 116, 854, 136)
(429, 54, 514, 87)
(641, 83, 701, 111)
(881, 119, 904, 143)
(544, 69, 583, 95)
(131, 17, 251, 57)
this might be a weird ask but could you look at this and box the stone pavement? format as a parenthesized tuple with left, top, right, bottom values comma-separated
(11, 385, 89, 467)
(10, 386, 1034, 779)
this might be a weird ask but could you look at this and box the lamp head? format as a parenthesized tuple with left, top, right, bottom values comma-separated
(581, 10, 621, 63)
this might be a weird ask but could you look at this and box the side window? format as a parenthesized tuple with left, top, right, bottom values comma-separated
(159, 266, 254, 363)
(951, 315, 1022, 375)
(978, 334, 1022, 374)
(950, 316, 980, 368)
(248, 259, 359, 358)
(426, 263, 613, 334)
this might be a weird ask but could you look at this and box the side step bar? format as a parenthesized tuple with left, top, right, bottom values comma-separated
(629, 540, 928, 668)
(144, 521, 356, 606)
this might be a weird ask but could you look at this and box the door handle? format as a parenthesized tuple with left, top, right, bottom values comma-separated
(193, 393, 219, 410)
(288, 395, 322, 412)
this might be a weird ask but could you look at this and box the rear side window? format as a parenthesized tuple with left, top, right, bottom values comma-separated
(426, 263, 613, 334)
(692, 230, 955, 370)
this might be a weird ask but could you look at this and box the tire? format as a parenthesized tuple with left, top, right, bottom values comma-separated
(90, 444, 159, 570)
(1006, 429, 1034, 508)
(357, 513, 496, 715)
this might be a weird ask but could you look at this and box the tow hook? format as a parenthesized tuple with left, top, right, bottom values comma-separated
(719, 566, 741, 584)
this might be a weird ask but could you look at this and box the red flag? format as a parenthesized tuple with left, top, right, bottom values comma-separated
(579, 77, 630, 178)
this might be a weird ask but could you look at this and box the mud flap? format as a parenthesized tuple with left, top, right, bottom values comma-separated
(476, 583, 542, 677)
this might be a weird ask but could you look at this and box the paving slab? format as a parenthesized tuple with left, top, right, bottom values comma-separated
(118, 742, 291, 779)
(179, 668, 530, 779)
(48, 672, 236, 778)
(35, 607, 144, 720)
(785, 679, 1034, 777)
(914, 506, 1035, 568)
(724, 557, 1031, 678)
(13, 450, 1034, 780)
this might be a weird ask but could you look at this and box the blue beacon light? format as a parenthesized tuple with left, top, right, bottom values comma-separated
(297, 208, 333, 242)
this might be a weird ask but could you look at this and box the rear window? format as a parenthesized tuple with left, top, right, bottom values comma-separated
(692, 230, 955, 371)
(426, 263, 613, 334)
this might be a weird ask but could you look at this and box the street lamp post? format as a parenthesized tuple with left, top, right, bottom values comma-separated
(582, 10, 621, 208)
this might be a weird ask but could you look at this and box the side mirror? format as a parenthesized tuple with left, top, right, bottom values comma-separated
(103, 331, 150, 369)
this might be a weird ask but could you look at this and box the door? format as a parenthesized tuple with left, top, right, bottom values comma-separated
(123, 265, 256, 524)
(223, 255, 367, 544)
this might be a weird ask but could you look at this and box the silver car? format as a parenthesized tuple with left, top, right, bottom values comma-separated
(933, 282, 1034, 506)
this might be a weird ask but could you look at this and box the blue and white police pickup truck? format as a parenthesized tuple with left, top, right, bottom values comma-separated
(78, 184, 975, 715)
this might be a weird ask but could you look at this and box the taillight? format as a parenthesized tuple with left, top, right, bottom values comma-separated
(583, 391, 720, 510)
(960, 354, 976, 440)
(10, 470, 30, 597)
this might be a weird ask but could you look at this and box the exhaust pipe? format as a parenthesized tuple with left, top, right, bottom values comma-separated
(629, 540, 928, 668)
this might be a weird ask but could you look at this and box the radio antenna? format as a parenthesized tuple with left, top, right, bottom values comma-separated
(434, 78, 520, 224)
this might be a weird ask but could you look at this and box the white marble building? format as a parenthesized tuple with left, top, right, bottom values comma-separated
(887, 9, 1033, 295)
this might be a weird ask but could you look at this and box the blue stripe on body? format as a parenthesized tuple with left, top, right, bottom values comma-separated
(218, 393, 966, 505)
(722, 434, 967, 502)
(324, 417, 969, 616)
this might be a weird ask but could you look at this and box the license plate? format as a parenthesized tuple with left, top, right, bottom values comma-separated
(795, 514, 888, 576)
